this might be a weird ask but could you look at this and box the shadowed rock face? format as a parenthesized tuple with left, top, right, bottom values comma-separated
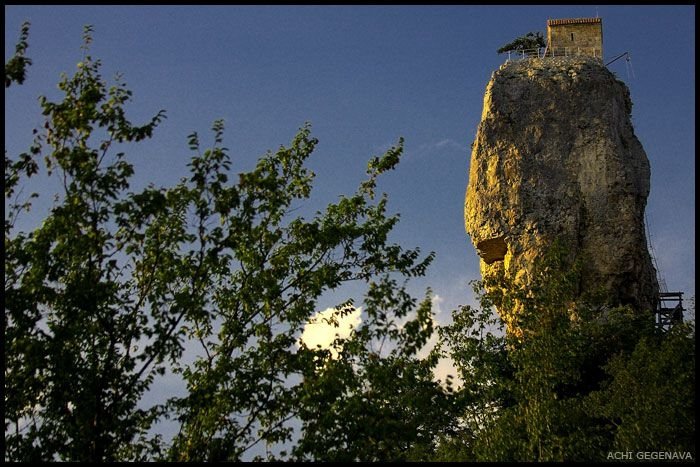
(465, 57, 659, 325)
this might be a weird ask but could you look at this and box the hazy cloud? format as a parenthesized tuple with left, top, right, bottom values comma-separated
(434, 138, 469, 153)
(431, 293, 446, 316)
(416, 138, 469, 158)
(299, 294, 464, 388)
(373, 138, 469, 164)
(417, 293, 464, 389)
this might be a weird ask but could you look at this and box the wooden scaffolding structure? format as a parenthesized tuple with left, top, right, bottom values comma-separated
(655, 292, 684, 332)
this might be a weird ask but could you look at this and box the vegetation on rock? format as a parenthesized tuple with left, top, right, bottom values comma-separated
(497, 31, 546, 54)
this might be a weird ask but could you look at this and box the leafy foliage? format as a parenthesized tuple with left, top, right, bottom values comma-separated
(163, 119, 445, 461)
(5, 21, 32, 88)
(497, 31, 546, 54)
(5, 24, 168, 462)
(589, 322, 696, 454)
(292, 287, 462, 462)
(5, 24, 447, 462)
(438, 242, 695, 461)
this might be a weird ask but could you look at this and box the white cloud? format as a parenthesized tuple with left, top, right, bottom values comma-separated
(298, 306, 362, 358)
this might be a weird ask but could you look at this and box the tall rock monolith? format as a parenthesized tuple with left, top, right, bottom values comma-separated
(465, 56, 659, 331)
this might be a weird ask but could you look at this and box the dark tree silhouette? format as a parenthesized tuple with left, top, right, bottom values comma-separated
(497, 31, 546, 54)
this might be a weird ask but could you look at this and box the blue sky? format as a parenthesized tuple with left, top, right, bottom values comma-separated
(5, 5, 695, 318)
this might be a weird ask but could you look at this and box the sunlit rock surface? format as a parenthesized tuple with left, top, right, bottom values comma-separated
(465, 57, 659, 329)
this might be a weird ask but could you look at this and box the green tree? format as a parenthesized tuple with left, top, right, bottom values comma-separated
(163, 120, 451, 461)
(497, 31, 546, 55)
(4, 21, 32, 88)
(291, 285, 462, 462)
(437, 242, 695, 461)
(5, 24, 452, 461)
(589, 322, 696, 456)
(5, 25, 170, 461)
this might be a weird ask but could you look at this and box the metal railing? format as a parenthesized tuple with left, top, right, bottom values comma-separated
(503, 47, 547, 61)
(503, 47, 602, 62)
(548, 47, 602, 58)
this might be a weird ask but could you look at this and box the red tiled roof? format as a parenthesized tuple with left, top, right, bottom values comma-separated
(547, 17, 602, 26)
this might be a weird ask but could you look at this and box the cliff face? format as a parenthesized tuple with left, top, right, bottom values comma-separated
(465, 57, 658, 326)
